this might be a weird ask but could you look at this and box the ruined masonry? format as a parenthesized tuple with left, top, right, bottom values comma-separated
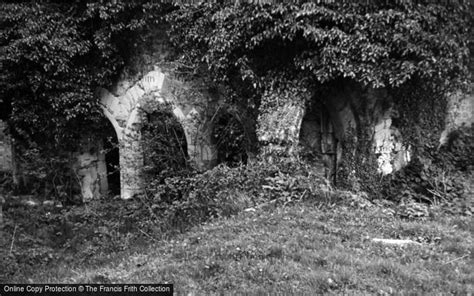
(1, 77, 472, 200)
(257, 82, 473, 179)
(75, 68, 220, 200)
(2, 53, 473, 200)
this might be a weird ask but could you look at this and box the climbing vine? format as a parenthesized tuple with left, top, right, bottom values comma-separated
(0, 1, 172, 149)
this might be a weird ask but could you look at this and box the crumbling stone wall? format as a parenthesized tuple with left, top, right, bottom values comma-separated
(256, 89, 308, 157)
(99, 69, 220, 199)
(260, 83, 411, 178)
(440, 88, 474, 145)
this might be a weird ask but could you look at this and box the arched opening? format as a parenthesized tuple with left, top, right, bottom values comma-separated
(93, 117, 121, 197)
(141, 103, 189, 182)
(103, 128, 120, 197)
(212, 112, 248, 167)
(299, 99, 338, 182)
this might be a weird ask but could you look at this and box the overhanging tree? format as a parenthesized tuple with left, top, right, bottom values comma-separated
(0, 1, 171, 147)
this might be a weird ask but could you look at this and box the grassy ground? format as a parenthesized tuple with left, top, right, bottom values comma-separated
(4, 197, 472, 295)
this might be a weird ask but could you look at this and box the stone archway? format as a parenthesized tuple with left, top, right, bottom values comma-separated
(99, 69, 220, 199)
(103, 121, 120, 196)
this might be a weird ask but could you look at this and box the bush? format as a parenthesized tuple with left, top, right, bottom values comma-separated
(145, 157, 328, 232)
(212, 113, 248, 166)
(382, 126, 473, 212)
(436, 126, 474, 172)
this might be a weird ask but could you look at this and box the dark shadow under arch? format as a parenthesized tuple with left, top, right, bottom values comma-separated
(212, 112, 249, 167)
(102, 119, 120, 196)
(299, 99, 338, 182)
(141, 103, 189, 180)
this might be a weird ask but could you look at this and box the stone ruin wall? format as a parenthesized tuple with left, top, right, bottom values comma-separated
(257, 84, 413, 177)
(72, 28, 223, 200)
(440, 89, 474, 145)
(71, 75, 474, 200)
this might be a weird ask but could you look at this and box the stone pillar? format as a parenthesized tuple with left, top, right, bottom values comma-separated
(76, 152, 100, 201)
(119, 114, 144, 199)
(100, 82, 148, 200)
(256, 91, 306, 157)
(439, 89, 474, 145)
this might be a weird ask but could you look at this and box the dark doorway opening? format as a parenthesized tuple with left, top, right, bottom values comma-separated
(299, 99, 338, 182)
(104, 131, 120, 197)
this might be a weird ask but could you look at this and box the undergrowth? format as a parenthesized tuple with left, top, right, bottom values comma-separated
(382, 126, 474, 215)
(144, 157, 329, 232)
(1, 126, 472, 286)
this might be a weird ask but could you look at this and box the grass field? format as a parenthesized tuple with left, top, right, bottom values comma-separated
(6, 197, 472, 295)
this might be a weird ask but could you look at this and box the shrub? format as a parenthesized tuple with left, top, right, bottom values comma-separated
(145, 157, 328, 232)
(382, 126, 473, 212)
(12, 145, 80, 204)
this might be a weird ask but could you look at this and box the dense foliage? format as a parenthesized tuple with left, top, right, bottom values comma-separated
(167, 2, 471, 192)
(1, 1, 471, 146)
(383, 126, 474, 214)
(168, 2, 471, 107)
(146, 157, 330, 231)
(1, 2, 472, 291)
(0, 1, 170, 147)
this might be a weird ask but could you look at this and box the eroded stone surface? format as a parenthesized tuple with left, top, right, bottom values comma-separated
(373, 113, 410, 175)
(440, 89, 474, 145)
(257, 89, 308, 157)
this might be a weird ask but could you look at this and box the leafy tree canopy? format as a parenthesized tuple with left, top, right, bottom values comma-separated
(168, 1, 471, 106)
(0, 0, 471, 148)
(0, 0, 169, 147)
